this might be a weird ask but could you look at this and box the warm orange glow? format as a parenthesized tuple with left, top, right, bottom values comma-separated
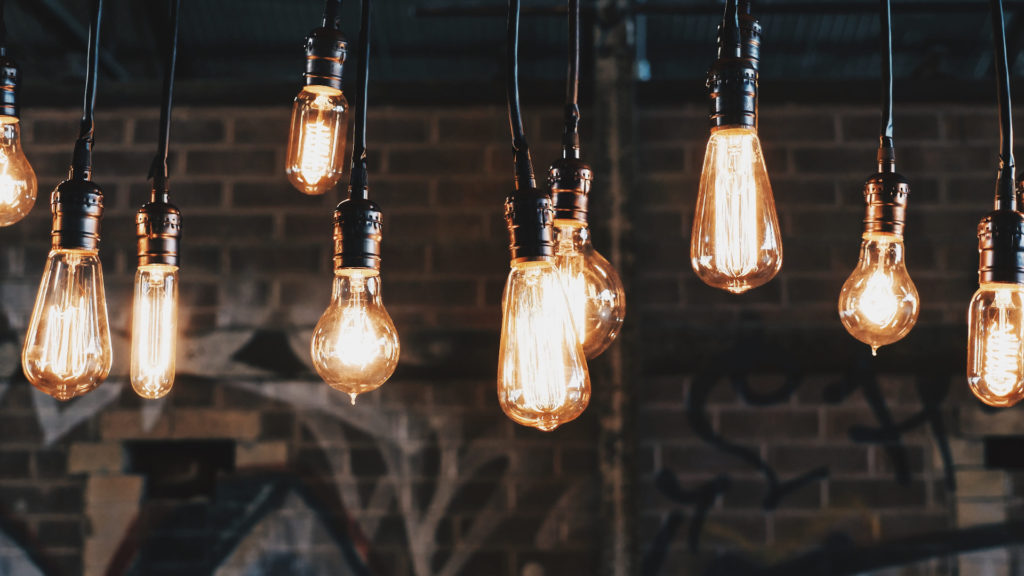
(131, 264, 178, 399)
(497, 260, 590, 431)
(968, 282, 1024, 407)
(838, 232, 919, 355)
(691, 127, 782, 293)
(285, 85, 349, 195)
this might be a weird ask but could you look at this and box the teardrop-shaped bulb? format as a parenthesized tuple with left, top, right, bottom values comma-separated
(22, 249, 112, 401)
(691, 126, 782, 293)
(311, 269, 399, 400)
(838, 232, 919, 354)
(967, 282, 1024, 407)
(285, 85, 349, 195)
(0, 118, 36, 227)
(497, 260, 590, 431)
(552, 221, 625, 358)
(130, 264, 178, 399)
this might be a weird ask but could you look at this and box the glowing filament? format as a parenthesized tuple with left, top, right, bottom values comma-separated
(712, 132, 759, 278)
(983, 291, 1020, 398)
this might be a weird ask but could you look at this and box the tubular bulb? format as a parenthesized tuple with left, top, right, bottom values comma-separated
(838, 232, 919, 355)
(498, 260, 590, 432)
(552, 221, 625, 358)
(0, 118, 36, 227)
(311, 269, 399, 403)
(691, 126, 782, 293)
(285, 85, 349, 195)
(968, 283, 1024, 407)
(130, 264, 178, 399)
(22, 249, 112, 401)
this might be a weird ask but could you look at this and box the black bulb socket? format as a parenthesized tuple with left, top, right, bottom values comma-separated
(51, 176, 104, 252)
(548, 156, 592, 224)
(707, 5, 760, 129)
(333, 188, 382, 271)
(505, 186, 555, 263)
(136, 197, 181, 267)
(304, 26, 347, 92)
(862, 170, 910, 236)
(0, 51, 19, 119)
(978, 209, 1024, 284)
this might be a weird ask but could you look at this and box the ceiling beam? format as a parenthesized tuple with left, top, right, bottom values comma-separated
(21, 0, 130, 80)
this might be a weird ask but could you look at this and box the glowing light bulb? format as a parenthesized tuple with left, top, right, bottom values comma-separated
(552, 221, 625, 358)
(691, 126, 781, 293)
(968, 283, 1024, 407)
(311, 269, 399, 403)
(497, 260, 590, 431)
(0, 118, 36, 227)
(130, 264, 178, 399)
(838, 232, 919, 355)
(22, 249, 112, 401)
(285, 85, 349, 195)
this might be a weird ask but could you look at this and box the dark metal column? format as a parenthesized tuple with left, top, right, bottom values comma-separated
(592, 2, 636, 575)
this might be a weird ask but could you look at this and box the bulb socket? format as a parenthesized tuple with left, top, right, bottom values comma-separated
(707, 6, 760, 129)
(548, 157, 592, 223)
(136, 198, 181, 267)
(862, 171, 910, 236)
(51, 177, 104, 251)
(505, 187, 555, 263)
(0, 53, 19, 119)
(978, 209, 1024, 284)
(333, 190, 382, 270)
(304, 26, 348, 92)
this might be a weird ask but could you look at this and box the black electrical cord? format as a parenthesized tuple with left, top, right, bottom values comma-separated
(992, 0, 1015, 210)
(72, 0, 103, 180)
(323, 0, 343, 30)
(562, 0, 581, 157)
(0, 0, 8, 52)
(878, 0, 895, 171)
(150, 0, 180, 199)
(507, 0, 535, 189)
(349, 0, 370, 195)
(719, 0, 742, 60)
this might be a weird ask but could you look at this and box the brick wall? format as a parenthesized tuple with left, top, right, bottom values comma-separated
(0, 102, 1010, 576)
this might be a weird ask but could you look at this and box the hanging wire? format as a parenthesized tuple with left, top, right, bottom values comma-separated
(349, 0, 370, 195)
(150, 0, 181, 199)
(0, 0, 8, 52)
(992, 0, 1015, 210)
(507, 0, 535, 189)
(878, 0, 895, 171)
(562, 0, 581, 157)
(323, 0, 343, 29)
(72, 0, 103, 180)
(718, 0, 742, 60)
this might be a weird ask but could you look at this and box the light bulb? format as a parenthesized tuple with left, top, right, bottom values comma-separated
(838, 232, 919, 355)
(311, 268, 399, 403)
(0, 118, 36, 227)
(497, 260, 590, 432)
(22, 248, 112, 401)
(691, 126, 782, 294)
(130, 264, 178, 399)
(552, 221, 625, 358)
(968, 282, 1024, 407)
(285, 85, 349, 195)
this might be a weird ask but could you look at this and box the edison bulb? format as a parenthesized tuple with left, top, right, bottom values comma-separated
(0, 117, 36, 227)
(311, 268, 399, 403)
(967, 283, 1024, 407)
(130, 264, 178, 399)
(22, 249, 112, 401)
(691, 126, 782, 293)
(285, 85, 349, 195)
(838, 232, 919, 355)
(498, 260, 590, 431)
(552, 221, 625, 358)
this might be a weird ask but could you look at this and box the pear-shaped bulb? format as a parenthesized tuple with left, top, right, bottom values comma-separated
(691, 126, 782, 293)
